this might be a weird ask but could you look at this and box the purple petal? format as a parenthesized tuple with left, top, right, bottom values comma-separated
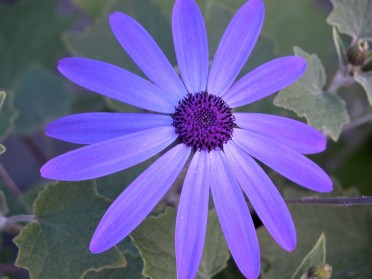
(109, 12, 187, 98)
(176, 151, 210, 279)
(90, 144, 191, 253)
(233, 128, 333, 192)
(223, 56, 307, 107)
(209, 150, 260, 279)
(58, 58, 177, 113)
(41, 127, 176, 181)
(234, 112, 326, 154)
(207, 0, 264, 96)
(46, 113, 172, 144)
(172, 0, 209, 93)
(224, 141, 296, 251)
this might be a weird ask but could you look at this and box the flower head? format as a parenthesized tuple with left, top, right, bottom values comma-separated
(41, 0, 333, 278)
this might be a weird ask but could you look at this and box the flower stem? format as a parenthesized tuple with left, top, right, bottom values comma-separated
(6, 214, 37, 224)
(286, 196, 372, 206)
(343, 114, 372, 132)
(0, 162, 22, 197)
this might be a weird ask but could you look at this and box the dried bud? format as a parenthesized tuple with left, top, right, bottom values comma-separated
(347, 40, 369, 66)
(307, 263, 333, 279)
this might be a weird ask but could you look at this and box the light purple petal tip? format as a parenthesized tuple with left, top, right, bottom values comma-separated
(233, 128, 333, 192)
(172, 0, 209, 93)
(46, 113, 173, 144)
(41, 127, 177, 181)
(223, 56, 307, 107)
(234, 112, 326, 154)
(210, 150, 260, 279)
(109, 11, 187, 98)
(90, 144, 191, 253)
(208, 0, 265, 96)
(225, 142, 296, 251)
(176, 151, 210, 279)
(58, 58, 177, 113)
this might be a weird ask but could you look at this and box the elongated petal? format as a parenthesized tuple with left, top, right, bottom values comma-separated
(41, 127, 176, 181)
(176, 151, 210, 279)
(223, 56, 307, 107)
(46, 113, 173, 144)
(210, 150, 260, 279)
(172, 0, 209, 93)
(90, 144, 191, 253)
(224, 142, 296, 251)
(207, 0, 264, 96)
(234, 112, 325, 154)
(233, 129, 333, 192)
(58, 58, 177, 113)
(109, 12, 187, 98)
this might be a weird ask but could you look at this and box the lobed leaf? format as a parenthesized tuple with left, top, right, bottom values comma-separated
(0, 91, 18, 141)
(274, 47, 350, 141)
(354, 71, 372, 105)
(14, 181, 126, 279)
(327, 0, 372, 41)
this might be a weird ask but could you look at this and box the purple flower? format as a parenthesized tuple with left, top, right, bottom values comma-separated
(41, 0, 333, 278)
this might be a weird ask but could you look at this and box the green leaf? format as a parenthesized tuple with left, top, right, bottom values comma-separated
(71, 0, 115, 18)
(13, 64, 73, 135)
(0, 190, 9, 216)
(291, 233, 326, 279)
(274, 47, 350, 141)
(354, 71, 372, 105)
(14, 181, 126, 279)
(327, 0, 372, 41)
(0, 145, 5, 155)
(0, 0, 72, 87)
(0, 91, 18, 141)
(259, 188, 372, 279)
(131, 208, 230, 279)
(0, 91, 5, 110)
(84, 252, 144, 279)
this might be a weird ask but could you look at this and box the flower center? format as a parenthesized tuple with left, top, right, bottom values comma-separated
(172, 92, 235, 151)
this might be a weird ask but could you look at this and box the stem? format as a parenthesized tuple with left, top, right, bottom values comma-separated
(327, 68, 353, 93)
(343, 114, 372, 132)
(286, 196, 372, 206)
(6, 214, 36, 224)
(21, 136, 47, 164)
(0, 162, 22, 197)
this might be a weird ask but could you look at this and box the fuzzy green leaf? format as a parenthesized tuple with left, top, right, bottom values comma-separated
(0, 91, 18, 141)
(131, 208, 230, 279)
(14, 181, 126, 279)
(13, 64, 73, 135)
(354, 71, 372, 105)
(327, 0, 372, 41)
(259, 188, 372, 279)
(84, 252, 144, 279)
(291, 233, 326, 279)
(0, 191, 8, 216)
(274, 47, 350, 141)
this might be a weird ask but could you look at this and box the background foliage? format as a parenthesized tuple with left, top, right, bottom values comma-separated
(0, 0, 371, 278)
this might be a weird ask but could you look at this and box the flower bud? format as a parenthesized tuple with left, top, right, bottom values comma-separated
(347, 40, 369, 66)
(306, 263, 333, 279)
